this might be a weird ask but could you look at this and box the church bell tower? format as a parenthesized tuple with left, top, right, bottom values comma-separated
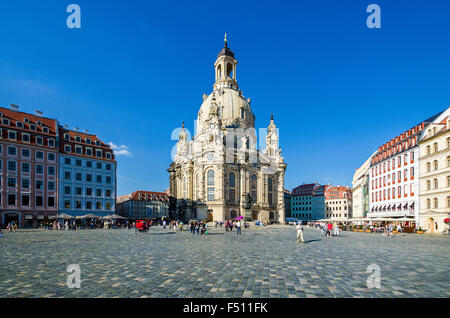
(214, 34, 238, 91)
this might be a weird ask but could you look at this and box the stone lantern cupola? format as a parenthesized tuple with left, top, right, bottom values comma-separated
(214, 33, 238, 91)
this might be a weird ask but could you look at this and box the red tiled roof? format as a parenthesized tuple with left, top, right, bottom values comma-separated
(59, 126, 115, 162)
(0, 107, 57, 135)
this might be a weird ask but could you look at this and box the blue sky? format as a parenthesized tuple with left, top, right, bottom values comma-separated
(1, 0, 449, 195)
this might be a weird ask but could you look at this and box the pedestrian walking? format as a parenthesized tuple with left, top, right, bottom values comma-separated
(236, 220, 242, 235)
(326, 222, 332, 236)
(296, 222, 305, 244)
(163, 220, 167, 230)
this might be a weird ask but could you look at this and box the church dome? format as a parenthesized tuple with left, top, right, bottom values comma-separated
(197, 87, 255, 131)
(196, 36, 255, 133)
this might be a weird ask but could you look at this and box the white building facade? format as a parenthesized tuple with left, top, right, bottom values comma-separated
(352, 152, 375, 219)
(418, 107, 450, 233)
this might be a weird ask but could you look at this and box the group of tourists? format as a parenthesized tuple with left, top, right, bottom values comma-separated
(6, 221, 18, 232)
(189, 220, 208, 235)
(316, 222, 341, 237)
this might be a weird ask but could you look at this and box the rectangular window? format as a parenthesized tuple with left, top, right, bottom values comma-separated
(76, 172, 82, 181)
(36, 164, 43, 174)
(106, 202, 111, 210)
(7, 146, 16, 156)
(96, 201, 102, 210)
(8, 131, 16, 140)
(22, 162, 30, 173)
(64, 200, 71, 209)
(36, 151, 44, 160)
(106, 164, 111, 170)
(86, 161, 92, 168)
(86, 201, 92, 209)
(48, 181, 55, 191)
(36, 196, 43, 207)
(22, 178, 30, 189)
(8, 194, 16, 205)
(22, 134, 30, 142)
(75, 146, 82, 154)
(96, 175, 102, 183)
(48, 197, 55, 207)
(64, 158, 71, 165)
(96, 162, 102, 169)
(64, 171, 71, 180)
(106, 189, 111, 197)
(48, 153, 55, 161)
(7, 177, 16, 187)
(96, 189, 102, 197)
(207, 187, 214, 201)
(8, 160, 16, 171)
(106, 176, 112, 184)
(22, 195, 29, 206)
(64, 186, 71, 195)
(75, 200, 82, 209)
(86, 188, 92, 196)
(48, 166, 55, 176)
(86, 174, 92, 182)
(76, 159, 82, 166)
(76, 187, 82, 195)
(36, 180, 43, 190)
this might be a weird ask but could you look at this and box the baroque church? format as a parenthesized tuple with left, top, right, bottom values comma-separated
(168, 36, 287, 223)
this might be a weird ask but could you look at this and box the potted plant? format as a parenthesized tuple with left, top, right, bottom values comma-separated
(417, 227, 424, 234)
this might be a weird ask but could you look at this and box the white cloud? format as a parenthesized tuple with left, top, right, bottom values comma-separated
(108, 142, 132, 157)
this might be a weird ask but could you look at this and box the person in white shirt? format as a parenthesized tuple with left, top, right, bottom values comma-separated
(296, 222, 304, 244)
(236, 220, 242, 235)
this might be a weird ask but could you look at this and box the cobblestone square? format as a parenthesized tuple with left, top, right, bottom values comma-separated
(1, 225, 449, 298)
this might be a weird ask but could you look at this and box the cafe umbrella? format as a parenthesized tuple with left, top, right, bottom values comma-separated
(49, 213, 74, 220)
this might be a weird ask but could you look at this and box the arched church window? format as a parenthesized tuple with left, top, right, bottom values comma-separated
(234, 135, 238, 149)
(217, 64, 222, 79)
(226, 63, 233, 78)
(229, 172, 236, 202)
(207, 170, 215, 186)
(268, 177, 273, 205)
(229, 172, 236, 187)
(251, 174, 257, 202)
(241, 108, 245, 120)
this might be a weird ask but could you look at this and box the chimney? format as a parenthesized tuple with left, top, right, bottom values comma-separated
(83, 129, 89, 133)
(63, 124, 69, 129)
(74, 127, 79, 132)
(35, 110, 43, 116)
(10, 104, 19, 111)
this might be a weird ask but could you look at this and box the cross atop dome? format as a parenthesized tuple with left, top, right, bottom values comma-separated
(217, 33, 234, 59)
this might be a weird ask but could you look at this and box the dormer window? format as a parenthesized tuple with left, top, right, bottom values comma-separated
(106, 152, 112, 160)
(86, 148, 93, 156)
(24, 118, 29, 123)
(42, 127, 49, 133)
(75, 136, 81, 143)
(75, 146, 82, 154)
(16, 122, 23, 128)
(2, 118, 10, 125)
(30, 124, 36, 131)
(96, 150, 102, 157)
(64, 145, 72, 153)
(95, 140, 101, 146)
(22, 134, 30, 143)
(36, 137, 43, 145)
(64, 134, 70, 141)
(48, 139, 55, 147)
(36, 120, 42, 126)
(85, 138, 91, 145)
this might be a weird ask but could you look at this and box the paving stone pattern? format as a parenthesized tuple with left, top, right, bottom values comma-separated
(0, 225, 449, 298)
